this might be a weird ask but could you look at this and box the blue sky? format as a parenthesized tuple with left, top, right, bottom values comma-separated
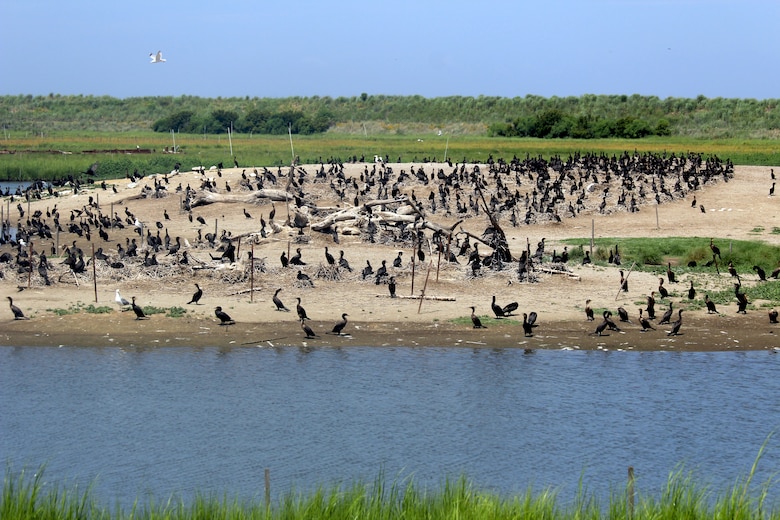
(1, 0, 778, 100)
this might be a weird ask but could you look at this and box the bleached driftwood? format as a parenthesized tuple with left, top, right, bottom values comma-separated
(376, 294, 456, 301)
(190, 189, 295, 207)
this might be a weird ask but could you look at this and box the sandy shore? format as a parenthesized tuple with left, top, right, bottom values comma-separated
(2, 161, 779, 351)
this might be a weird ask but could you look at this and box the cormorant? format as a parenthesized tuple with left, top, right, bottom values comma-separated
(338, 251, 352, 272)
(491, 295, 518, 318)
(705, 294, 719, 314)
(296, 298, 309, 321)
(619, 270, 628, 292)
(709, 238, 721, 259)
(388, 276, 396, 298)
(273, 288, 289, 311)
(187, 284, 203, 304)
(658, 302, 674, 325)
(617, 307, 630, 323)
(638, 309, 655, 331)
(331, 313, 349, 335)
(658, 278, 669, 299)
(297, 270, 314, 287)
(523, 312, 538, 337)
(585, 299, 594, 321)
(667, 309, 683, 336)
(290, 248, 306, 265)
(646, 292, 656, 319)
(728, 261, 737, 278)
(393, 251, 403, 268)
(361, 260, 374, 280)
(770, 309, 779, 324)
(7, 296, 28, 320)
(688, 281, 696, 300)
(131, 297, 148, 320)
(301, 318, 317, 339)
(215, 306, 235, 325)
(280, 251, 289, 268)
(753, 265, 767, 281)
(324, 247, 335, 265)
(470, 306, 485, 329)
(666, 263, 676, 283)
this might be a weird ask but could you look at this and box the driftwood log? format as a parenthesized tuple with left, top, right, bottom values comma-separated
(190, 189, 296, 207)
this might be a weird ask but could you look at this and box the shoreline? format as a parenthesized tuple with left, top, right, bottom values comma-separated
(2, 311, 778, 352)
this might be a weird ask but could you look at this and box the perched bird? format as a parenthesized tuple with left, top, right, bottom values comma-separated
(753, 265, 767, 281)
(619, 270, 628, 292)
(393, 251, 403, 268)
(280, 251, 289, 268)
(667, 309, 684, 336)
(131, 297, 148, 320)
(187, 283, 203, 304)
(710, 238, 721, 259)
(585, 299, 595, 321)
(491, 295, 518, 318)
(617, 307, 630, 323)
(705, 294, 719, 314)
(638, 309, 655, 331)
(301, 318, 317, 339)
(594, 313, 610, 336)
(7, 296, 28, 320)
(658, 302, 674, 325)
(522, 312, 538, 337)
(646, 292, 656, 319)
(331, 313, 349, 335)
(297, 270, 314, 287)
(115, 289, 131, 310)
(666, 263, 676, 283)
(388, 276, 397, 298)
(296, 298, 309, 321)
(658, 278, 669, 299)
(769, 309, 778, 324)
(324, 247, 335, 266)
(688, 280, 696, 300)
(728, 261, 738, 278)
(215, 306, 235, 325)
(272, 288, 289, 311)
(470, 306, 485, 329)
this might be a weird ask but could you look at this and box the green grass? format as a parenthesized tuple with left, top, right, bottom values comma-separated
(3, 454, 779, 520)
(46, 303, 114, 315)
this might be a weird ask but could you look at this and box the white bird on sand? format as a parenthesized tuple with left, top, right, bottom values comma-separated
(149, 51, 166, 63)
(115, 289, 131, 310)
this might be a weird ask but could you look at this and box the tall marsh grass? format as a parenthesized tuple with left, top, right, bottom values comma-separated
(3, 460, 778, 519)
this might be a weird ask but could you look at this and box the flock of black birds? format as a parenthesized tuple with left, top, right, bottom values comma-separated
(2, 152, 779, 343)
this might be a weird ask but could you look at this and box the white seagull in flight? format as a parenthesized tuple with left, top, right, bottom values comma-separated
(149, 51, 166, 63)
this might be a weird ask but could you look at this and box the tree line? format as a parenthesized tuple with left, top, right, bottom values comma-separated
(1, 93, 778, 139)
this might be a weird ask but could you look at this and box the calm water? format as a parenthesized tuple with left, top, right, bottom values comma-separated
(1, 346, 779, 509)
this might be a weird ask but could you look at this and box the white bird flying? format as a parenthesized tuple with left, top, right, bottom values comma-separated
(149, 51, 166, 63)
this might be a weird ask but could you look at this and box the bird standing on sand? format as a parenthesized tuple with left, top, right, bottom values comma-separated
(296, 298, 309, 321)
(115, 289, 130, 310)
(470, 306, 485, 329)
(301, 318, 317, 339)
(388, 276, 396, 298)
(585, 299, 595, 321)
(273, 288, 289, 311)
(131, 297, 148, 320)
(770, 309, 778, 324)
(688, 281, 696, 300)
(187, 284, 203, 304)
(667, 309, 683, 336)
(523, 312, 538, 337)
(705, 294, 719, 314)
(331, 313, 349, 335)
(639, 309, 655, 331)
(215, 306, 235, 325)
(7, 296, 29, 320)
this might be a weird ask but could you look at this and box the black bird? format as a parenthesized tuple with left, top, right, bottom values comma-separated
(594, 314, 610, 336)
(7, 296, 28, 320)
(272, 288, 289, 311)
(324, 247, 335, 265)
(735, 283, 749, 314)
(646, 292, 656, 319)
(361, 260, 374, 280)
(374, 260, 388, 285)
(338, 250, 353, 272)
(619, 270, 628, 292)
(331, 313, 349, 335)
(470, 306, 485, 329)
(491, 295, 518, 318)
(705, 294, 719, 314)
(617, 307, 630, 323)
(196, 215, 207, 226)
(638, 309, 655, 331)
(688, 280, 696, 300)
(290, 248, 306, 265)
(243, 208, 252, 219)
(710, 238, 721, 259)
(215, 306, 235, 325)
(131, 296, 148, 320)
(727, 261, 738, 278)
(280, 251, 289, 268)
(301, 318, 317, 339)
(666, 263, 676, 283)
(769, 309, 778, 324)
(658, 302, 674, 325)
(297, 270, 314, 287)
(388, 276, 396, 298)
(187, 283, 203, 304)
(753, 265, 767, 281)
(523, 312, 538, 337)
(296, 298, 309, 321)
(667, 309, 683, 336)
(658, 278, 669, 299)
(393, 251, 403, 268)
(585, 299, 594, 321)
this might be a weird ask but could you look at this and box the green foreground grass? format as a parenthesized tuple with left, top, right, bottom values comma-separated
(3, 460, 778, 520)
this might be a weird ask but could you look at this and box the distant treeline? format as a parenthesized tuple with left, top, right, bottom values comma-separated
(1, 93, 778, 139)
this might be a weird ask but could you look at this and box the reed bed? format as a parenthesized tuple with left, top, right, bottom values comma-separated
(3, 464, 778, 519)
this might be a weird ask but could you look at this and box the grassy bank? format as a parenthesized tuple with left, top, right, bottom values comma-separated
(3, 465, 777, 519)
(1, 132, 779, 181)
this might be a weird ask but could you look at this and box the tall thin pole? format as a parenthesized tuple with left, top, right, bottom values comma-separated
(250, 243, 255, 303)
(92, 243, 98, 303)
(228, 126, 233, 157)
(444, 136, 449, 163)
(288, 124, 295, 164)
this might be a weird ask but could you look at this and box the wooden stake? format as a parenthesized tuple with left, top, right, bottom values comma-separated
(92, 243, 98, 303)
(417, 260, 434, 313)
(615, 261, 636, 301)
(250, 243, 255, 303)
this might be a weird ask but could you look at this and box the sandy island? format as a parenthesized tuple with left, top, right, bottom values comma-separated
(2, 160, 779, 352)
